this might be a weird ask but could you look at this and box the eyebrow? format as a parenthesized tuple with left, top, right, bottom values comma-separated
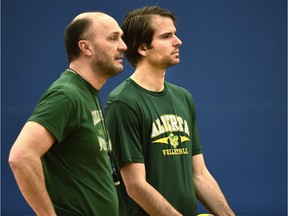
(156, 27, 177, 37)
(109, 31, 123, 36)
(158, 31, 175, 38)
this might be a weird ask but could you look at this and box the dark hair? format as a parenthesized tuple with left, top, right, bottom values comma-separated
(122, 6, 176, 67)
(64, 18, 93, 62)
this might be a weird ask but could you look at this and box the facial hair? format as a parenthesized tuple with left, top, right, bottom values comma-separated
(92, 46, 123, 78)
(146, 45, 180, 69)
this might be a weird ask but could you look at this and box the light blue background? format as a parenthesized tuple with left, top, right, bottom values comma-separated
(2, 0, 287, 215)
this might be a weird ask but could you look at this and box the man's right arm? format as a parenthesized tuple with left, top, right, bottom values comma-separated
(120, 162, 182, 216)
(9, 121, 57, 216)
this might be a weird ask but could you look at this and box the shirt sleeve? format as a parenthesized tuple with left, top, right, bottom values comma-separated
(105, 100, 145, 168)
(29, 91, 75, 143)
(189, 93, 202, 156)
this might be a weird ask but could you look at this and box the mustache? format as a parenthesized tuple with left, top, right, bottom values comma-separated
(115, 53, 124, 59)
(172, 49, 180, 54)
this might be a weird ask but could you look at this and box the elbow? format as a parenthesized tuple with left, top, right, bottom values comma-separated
(8, 147, 27, 172)
(8, 151, 20, 171)
(194, 167, 211, 181)
(193, 172, 204, 184)
(124, 180, 145, 200)
(193, 169, 210, 189)
(125, 182, 139, 199)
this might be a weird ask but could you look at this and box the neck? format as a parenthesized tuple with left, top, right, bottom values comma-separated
(68, 63, 106, 90)
(68, 68, 84, 79)
(130, 67, 166, 92)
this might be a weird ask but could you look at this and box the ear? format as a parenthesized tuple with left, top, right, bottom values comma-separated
(78, 40, 92, 56)
(137, 44, 148, 57)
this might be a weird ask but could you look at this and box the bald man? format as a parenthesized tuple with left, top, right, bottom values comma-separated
(9, 12, 127, 215)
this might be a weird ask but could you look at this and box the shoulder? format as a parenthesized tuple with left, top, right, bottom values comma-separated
(165, 81, 193, 99)
(47, 71, 89, 100)
(51, 71, 84, 92)
(107, 79, 140, 104)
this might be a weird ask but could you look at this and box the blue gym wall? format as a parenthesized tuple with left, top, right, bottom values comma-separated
(1, 0, 287, 215)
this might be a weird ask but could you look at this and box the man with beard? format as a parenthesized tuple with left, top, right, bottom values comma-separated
(104, 6, 235, 216)
(9, 12, 127, 215)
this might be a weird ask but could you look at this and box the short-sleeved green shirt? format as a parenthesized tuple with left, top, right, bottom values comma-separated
(105, 78, 202, 216)
(29, 70, 118, 215)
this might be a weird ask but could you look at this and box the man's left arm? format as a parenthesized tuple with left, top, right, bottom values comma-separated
(192, 154, 235, 216)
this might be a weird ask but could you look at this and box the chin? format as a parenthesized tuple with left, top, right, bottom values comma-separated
(172, 60, 180, 65)
(117, 65, 124, 72)
(114, 66, 124, 75)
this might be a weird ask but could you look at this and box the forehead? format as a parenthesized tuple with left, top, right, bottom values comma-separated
(90, 14, 123, 37)
(150, 15, 176, 35)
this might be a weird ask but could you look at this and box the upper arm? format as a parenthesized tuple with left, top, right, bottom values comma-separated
(120, 162, 146, 195)
(192, 153, 209, 178)
(9, 121, 56, 161)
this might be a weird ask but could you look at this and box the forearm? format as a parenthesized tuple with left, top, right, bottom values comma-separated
(127, 182, 182, 216)
(9, 154, 56, 216)
(194, 170, 235, 216)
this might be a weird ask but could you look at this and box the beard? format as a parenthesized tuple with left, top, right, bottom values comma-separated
(92, 48, 124, 78)
(93, 59, 123, 78)
(147, 54, 180, 69)
(146, 46, 180, 69)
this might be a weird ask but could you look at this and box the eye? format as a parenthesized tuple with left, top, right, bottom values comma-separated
(161, 33, 173, 40)
(110, 36, 117, 41)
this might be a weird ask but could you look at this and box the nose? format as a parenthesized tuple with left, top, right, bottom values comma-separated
(174, 35, 182, 47)
(119, 38, 127, 51)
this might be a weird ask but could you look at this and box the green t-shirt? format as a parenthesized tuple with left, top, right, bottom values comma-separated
(29, 70, 118, 216)
(104, 78, 202, 216)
